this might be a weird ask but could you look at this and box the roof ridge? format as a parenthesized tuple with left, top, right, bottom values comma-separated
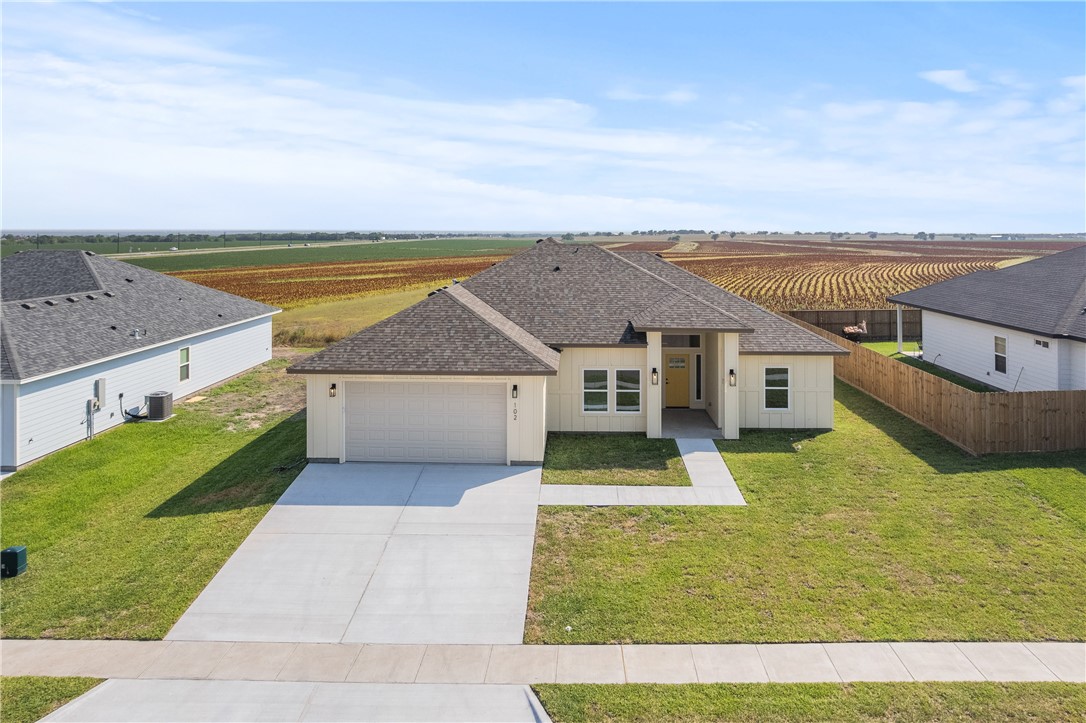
(619, 251, 847, 351)
(441, 283, 559, 369)
(596, 246, 747, 328)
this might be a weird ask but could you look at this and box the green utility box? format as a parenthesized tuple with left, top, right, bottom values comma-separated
(1, 546, 27, 577)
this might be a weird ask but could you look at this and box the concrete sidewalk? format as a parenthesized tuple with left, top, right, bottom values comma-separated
(538, 438, 746, 506)
(5, 640, 1082, 684)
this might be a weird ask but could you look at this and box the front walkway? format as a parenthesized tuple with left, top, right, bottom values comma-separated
(5, 640, 1082, 685)
(538, 437, 746, 506)
(167, 463, 541, 645)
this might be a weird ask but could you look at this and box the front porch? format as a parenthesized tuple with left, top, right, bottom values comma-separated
(662, 409, 722, 439)
(645, 330, 741, 440)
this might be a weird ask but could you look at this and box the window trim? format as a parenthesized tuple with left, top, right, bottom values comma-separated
(762, 365, 791, 412)
(614, 368, 642, 414)
(994, 336, 1007, 374)
(581, 368, 609, 414)
(179, 346, 191, 382)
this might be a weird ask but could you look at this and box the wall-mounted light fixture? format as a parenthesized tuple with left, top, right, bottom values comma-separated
(329, 383, 337, 398)
(651, 367, 659, 385)
(511, 384, 518, 399)
(728, 369, 737, 387)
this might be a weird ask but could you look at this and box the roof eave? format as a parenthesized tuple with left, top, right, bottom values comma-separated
(286, 367, 558, 376)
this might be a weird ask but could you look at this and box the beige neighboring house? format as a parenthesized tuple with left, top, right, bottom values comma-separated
(288, 238, 847, 465)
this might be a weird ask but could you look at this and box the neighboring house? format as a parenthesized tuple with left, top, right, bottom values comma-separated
(889, 245, 1086, 392)
(289, 238, 847, 465)
(1, 250, 279, 471)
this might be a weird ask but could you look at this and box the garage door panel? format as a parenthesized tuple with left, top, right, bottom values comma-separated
(346, 381, 507, 464)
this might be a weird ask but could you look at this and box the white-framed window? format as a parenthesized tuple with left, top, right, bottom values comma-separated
(763, 366, 790, 410)
(994, 336, 1007, 374)
(615, 369, 642, 413)
(582, 369, 608, 413)
(179, 347, 191, 382)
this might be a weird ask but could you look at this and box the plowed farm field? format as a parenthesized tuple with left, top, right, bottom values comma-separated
(173, 255, 509, 309)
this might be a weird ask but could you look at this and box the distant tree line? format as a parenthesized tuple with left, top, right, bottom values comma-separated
(0, 231, 516, 246)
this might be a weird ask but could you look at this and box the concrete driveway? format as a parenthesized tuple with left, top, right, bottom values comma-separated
(167, 463, 541, 645)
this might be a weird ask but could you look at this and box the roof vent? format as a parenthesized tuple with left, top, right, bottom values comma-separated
(125, 278, 134, 283)
(553, 265, 560, 272)
(130, 328, 146, 339)
(110, 325, 118, 330)
(66, 296, 79, 303)
(452, 279, 459, 285)
(104, 292, 115, 298)
(217, 313, 223, 317)
(44, 300, 57, 306)
(86, 294, 96, 300)
(20, 303, 35, 310)
(84, 251, 95, 256)
(536, 238, 545, 244)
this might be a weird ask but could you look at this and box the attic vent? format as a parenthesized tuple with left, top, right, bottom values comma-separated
(86, 294, 96, 300)
(110, 325, 117, 330)
(44, 300, 57, 306)
(66, 297, 79, 303)
(104, 292, 114, 298)
(217, 313, 223, 317)
(20, 303, 35, 310)
(125, 278, 134, 283)
(84, 251, 96, 256)
(553, 266, 560, 272)
(536, 238, 545, 244)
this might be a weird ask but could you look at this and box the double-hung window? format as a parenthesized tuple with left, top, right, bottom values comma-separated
(582, 369, 608, 412)
(615, 369, 642, 413)
(994, 336, 1007, 374)
(179, 347, 191, 382)
(764, 367, 790, 410)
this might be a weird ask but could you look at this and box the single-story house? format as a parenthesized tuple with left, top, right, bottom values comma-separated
(288, 238, 847, 465)
(889, 245, 1086, 392)
(1, 250, 279, 471)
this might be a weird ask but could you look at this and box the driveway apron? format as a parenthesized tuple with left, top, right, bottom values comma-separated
(166, 463, 541, 645)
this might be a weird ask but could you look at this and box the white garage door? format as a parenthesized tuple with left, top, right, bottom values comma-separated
(345, 381, 507, 463)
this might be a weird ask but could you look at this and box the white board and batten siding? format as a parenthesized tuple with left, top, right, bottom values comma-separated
(737, 354, 835, 429)
(305, 374, 547, 465)
(545, 346, 648, 433)
(922, 311, 1083, 391)
(5, 317, 273, 469)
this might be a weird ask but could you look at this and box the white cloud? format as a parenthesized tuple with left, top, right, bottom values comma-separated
(605, 86, 698, 105)
(919, 69, 981, 93)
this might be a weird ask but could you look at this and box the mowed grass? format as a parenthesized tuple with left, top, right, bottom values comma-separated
(861, 342, 995, 392)
(0, 359, 307, 640)
(542, 433, 691, 486)
(129, 237, 538, 272)
(273, 287, 430, 346)
(525, 381, 1086, 644)
(0, 678, 102, 723)
(533, 682, 1086, 723)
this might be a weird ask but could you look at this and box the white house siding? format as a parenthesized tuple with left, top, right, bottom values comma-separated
(305, 374, 547, 465)
(10, 317, 272, 468)
(1057, 339, 1086, 390)
(921, 311, 1064, 391)
(737, 354, 835, 429)
(545, 347, 648, 433)
(1, 383, 16, 469)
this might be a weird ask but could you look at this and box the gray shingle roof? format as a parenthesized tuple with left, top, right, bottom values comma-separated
(617, 251, 849, 355)
(1, 250, 279, 381)
(888, 246, 1086, 341)
(287, 285, 560, 376)
(289, 239, 846, 375)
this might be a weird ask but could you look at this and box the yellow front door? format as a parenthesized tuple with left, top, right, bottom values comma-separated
(665, 354, 690, 407)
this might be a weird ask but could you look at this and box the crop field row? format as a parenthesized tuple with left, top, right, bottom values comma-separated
(174, 255, 508, 309)
(669, 255, 998, 311)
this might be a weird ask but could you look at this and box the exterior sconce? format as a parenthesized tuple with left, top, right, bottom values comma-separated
(511, 384, 518, 399)
(329, 383, 337, 398)
(651, 368, 659, 385)
(728, 369, 737, 387)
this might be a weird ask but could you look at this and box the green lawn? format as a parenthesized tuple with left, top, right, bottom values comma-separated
(0, 677, 102, 723)
(533, 682, 1086, 723)
(526, 381, 1086, 644)
(861, 342, 995, 392)
(0, 358, 307, 640)
(542, 433, 691, 486)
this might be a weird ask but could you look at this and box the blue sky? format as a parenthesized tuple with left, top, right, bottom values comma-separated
(3, 2, 1084, 232)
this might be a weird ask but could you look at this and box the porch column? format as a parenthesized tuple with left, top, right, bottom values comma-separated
(896, 304, 904, 355)
(646, 331, 662, 438)
(722, 333, 740, 440)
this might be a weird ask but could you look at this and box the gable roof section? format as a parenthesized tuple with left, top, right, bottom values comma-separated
(617, 252, 849, 355)
(287, 284, 559, 376)
(888, 246, 1086, 341)
(1, 250, 279, 381)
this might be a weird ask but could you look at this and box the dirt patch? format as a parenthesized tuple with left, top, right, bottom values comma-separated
(188, 348, 308, 423)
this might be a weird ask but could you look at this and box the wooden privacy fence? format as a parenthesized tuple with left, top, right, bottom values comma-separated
(788, 309, 921, 341)
(787, 316, 1086, 454)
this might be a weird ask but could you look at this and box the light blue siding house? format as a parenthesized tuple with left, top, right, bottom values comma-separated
(1, 250, 279, 471)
